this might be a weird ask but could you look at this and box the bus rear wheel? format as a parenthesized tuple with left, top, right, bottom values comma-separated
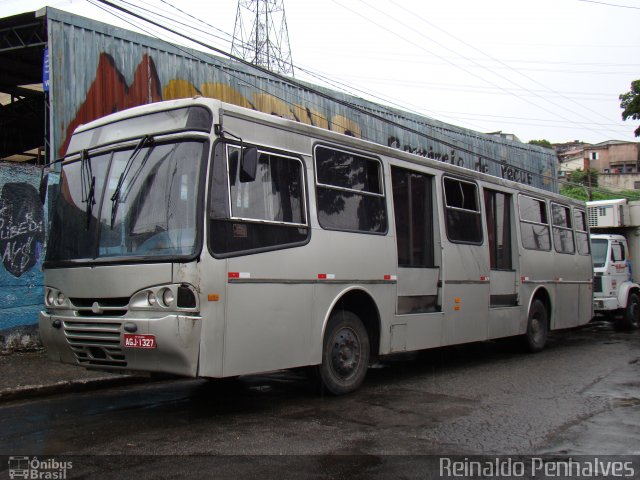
(523, 299, 548, 353)
(318, 310, 370, 395)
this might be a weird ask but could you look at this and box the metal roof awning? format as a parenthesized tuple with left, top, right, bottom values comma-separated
(0, 11, 46, 162)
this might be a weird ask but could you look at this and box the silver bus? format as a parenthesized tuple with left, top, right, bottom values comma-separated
(40, 98, 593, 394)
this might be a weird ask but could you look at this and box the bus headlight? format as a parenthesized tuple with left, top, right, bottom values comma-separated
(161, 288, 175, 307)
(55, 292, 66, 306)
(130, 284, 198, 312)
(44, 287, 69, 309)
(46, 289, 55, 306)
(147, 291, 157, 306)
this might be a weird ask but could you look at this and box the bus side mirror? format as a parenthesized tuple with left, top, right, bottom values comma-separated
(240, 147, 258, 182)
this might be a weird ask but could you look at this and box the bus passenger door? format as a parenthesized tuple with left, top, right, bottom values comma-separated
(391, 167, 442, 351)
(441, 178, 489, 345)
(484, 189, 519, 337)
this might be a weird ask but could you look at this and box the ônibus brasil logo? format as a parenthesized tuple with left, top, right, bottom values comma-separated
(8, 457, 72, 479)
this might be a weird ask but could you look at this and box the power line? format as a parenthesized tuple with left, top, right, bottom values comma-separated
(577, 0, 640, 9)
(108, 0, 633, 141)
(84, 0, 569, 188)
(81, 0, 636, 197)
(98, 0, 537, 146)
(75, 0, 640, 199)
(360, 0, 625, 138)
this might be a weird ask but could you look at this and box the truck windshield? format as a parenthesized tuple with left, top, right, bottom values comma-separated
(591, 238, 608, 268)
(46, 139, 207, 264)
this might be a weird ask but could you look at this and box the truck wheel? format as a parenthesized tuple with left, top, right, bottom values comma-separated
(318, 310, 370, 395)
(523, 299, 548, 353)
(617, 291, 640, 330)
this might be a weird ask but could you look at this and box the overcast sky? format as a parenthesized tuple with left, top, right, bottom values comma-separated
(2, 0, 639, 144)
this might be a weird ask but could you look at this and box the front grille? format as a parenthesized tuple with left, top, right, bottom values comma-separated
(69, 297, 129, 317)
(593, 276, 603, 293)
(63, 319, 127, 367)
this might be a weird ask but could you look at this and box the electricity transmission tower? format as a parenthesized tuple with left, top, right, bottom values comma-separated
(232, 0, 294, 76)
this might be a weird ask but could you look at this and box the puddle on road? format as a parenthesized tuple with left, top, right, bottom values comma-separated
(540, 360, 640, 455)
(279, 387, 473, 431)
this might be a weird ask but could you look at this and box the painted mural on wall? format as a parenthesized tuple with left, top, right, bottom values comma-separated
(0, 163, 46, 330)
(52, 30, 556, 191)
(59, 53, 162, 157)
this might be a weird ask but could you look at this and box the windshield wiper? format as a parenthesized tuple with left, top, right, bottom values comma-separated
(80, 149, 95, 230)
(110, 135, 153, 228)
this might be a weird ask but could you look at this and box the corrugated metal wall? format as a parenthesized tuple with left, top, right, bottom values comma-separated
(47, 7, 557, 191)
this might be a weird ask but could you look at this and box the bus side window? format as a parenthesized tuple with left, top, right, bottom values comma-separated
(519, 195, 551, 251)
(442, 177, 482, 244)
(573, 208, 590, 255)
(210, 144, 309, 256)
(551, 203, 575, 254)
(315, 146, 387, 234)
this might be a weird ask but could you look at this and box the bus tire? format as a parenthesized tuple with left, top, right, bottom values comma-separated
(318, 310, 370, 395)
(523, 299, 548, 353)
(616, 291, 640, 331)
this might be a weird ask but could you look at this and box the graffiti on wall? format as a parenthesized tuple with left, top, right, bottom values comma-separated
(0, 183, 45, 278)
(60, 53, 549, 187)
(60, 53, 162, 156)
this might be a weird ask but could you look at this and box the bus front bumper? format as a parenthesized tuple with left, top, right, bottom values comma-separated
(39, 311, 202, 377)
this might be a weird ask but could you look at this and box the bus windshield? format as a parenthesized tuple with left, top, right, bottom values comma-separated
(591, 238, 608, 268)
(46, 139, 207, 264)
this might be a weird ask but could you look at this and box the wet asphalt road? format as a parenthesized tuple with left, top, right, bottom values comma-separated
(1, 321, 639, 477)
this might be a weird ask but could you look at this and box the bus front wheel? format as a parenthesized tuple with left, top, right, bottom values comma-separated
(318, 310, 370, 395)
(523, 299, 548, 353)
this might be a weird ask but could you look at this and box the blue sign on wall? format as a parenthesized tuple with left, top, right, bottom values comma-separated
(43, 47, 49, 92)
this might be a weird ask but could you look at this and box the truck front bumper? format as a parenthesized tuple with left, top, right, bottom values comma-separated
(593, 296, 620, 312)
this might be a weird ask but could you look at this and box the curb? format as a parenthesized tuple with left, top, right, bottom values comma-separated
(0, 375, 154, 403)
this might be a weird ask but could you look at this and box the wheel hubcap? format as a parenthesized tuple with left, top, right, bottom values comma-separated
(531, 314, 542, 342)
(631, 300, 640, 325)
(331, 327, 361, 379)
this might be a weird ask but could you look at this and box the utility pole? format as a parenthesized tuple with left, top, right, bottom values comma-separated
(232, 0, 294, 76)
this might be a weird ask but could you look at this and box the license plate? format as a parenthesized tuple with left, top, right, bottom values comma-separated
(123, 334, 156, 349)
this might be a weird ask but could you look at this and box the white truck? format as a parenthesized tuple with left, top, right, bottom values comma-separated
(587, 199, 640, 330)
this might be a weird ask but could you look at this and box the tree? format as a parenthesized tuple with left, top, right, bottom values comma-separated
(528, 139, 553, 149)
(562, 168, 599, 201)
(568, 168, 598, 187)
(620, 80, 640, 137)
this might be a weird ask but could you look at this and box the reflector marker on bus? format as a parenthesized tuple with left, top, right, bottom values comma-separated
(384, 275, 398, 281)
(521, 276, 530, 282)
(318, 273, 335, 280)
(208, 294, 220, 302)
(228, 272, 251, 279)
(480, 276, 489, 281)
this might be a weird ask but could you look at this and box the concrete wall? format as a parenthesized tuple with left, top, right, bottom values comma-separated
(599, 173, 640, 191)
(0, 162, 46, 346)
